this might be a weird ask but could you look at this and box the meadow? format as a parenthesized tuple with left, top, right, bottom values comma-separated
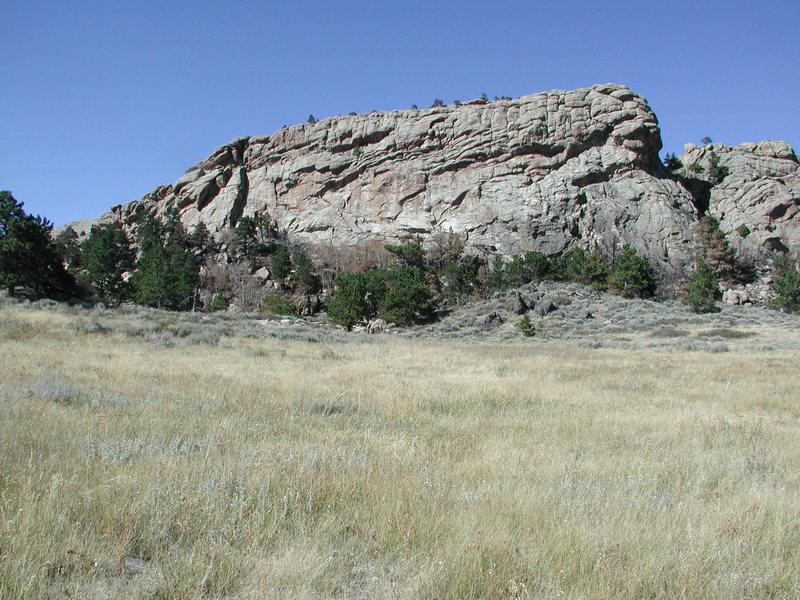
(1, 301, 799, 599)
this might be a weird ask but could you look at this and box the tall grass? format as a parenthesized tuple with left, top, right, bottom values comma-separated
(0, 304, 799, 598)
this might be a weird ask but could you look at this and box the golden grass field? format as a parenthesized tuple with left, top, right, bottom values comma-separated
(1, 302, 799, 599)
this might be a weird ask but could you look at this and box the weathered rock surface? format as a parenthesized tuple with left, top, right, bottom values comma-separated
(74, 83, 799, 289)
(681, 141, 800, 261)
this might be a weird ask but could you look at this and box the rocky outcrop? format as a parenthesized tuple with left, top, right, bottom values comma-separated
(680, 141, 799, 262)
(77, 83, 799, 289)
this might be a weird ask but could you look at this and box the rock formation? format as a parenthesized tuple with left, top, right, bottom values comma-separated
(681, 140, 799, 261)
(75, 83, 799, 289)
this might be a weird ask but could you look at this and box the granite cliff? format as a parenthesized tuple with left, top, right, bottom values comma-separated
(79, 83, 799, 288)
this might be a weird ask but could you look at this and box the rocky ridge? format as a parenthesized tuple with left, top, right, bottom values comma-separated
(78, 84, 799, 289)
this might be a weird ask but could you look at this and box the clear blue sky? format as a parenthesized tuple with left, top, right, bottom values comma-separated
(3, 0, 798, 226)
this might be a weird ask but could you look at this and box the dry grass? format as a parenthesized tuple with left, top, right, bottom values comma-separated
(1, 302, 799, 599)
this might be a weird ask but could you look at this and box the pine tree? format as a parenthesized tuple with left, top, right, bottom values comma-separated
(0, 191, 75, 298)
(81, 223, 133, 305)
(770, 257, 800, 314)
(682, 258, 721, 313)
(608, 245, 655, 298)
(130, 218, 198, 310)
(694, 215, 739, 282)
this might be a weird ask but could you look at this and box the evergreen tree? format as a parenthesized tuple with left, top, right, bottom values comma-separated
(187, 221, 214, 257)
(486, 254, 506, 290)
(522, 251, 552, 281)
(608, 245, 656, 298)
(233, 216, 257, 258)
(770, 256, 800, 314)
(269, 245, 292, 280)
(291, 251, 320, 294)
(385, 242, 426, 270)
(0, 191, 74, 298)
(130, 217, 198, 310)
(81, 223, 133, 305)
(327, 270, 387, 330)
(682, 258, 721, 313)
(382, 267, 435, 325)
(54, 227, 82, 269)
(562, 248, 609, 289)
(694, 215, 739, 282)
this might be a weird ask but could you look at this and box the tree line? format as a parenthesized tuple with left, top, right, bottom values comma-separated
(2, 190, 799, 324)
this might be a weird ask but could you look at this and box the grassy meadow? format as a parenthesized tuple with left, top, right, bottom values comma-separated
(1, 302, 799, 599)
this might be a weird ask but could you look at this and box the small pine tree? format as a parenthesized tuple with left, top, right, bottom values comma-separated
(486, 254, 506, 290)
(522, 252, 552, 281)
(608, 245, 655, 298)
(385, 242, 426, 270)
(682, 258, 721, 313)
(210, 291, 230, 312)
(518, 314, 536, 337)
(327, 271, 386, 330)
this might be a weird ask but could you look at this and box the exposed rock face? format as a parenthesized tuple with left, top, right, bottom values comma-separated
(681, 141, 800, 261)
(80, 83, 799, 289)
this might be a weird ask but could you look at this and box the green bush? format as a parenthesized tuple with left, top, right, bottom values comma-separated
(682, 259, 721, 313)
(210, 292, 230, 312)
(608, 245, 655, 299)
(261, 292, 297, 316)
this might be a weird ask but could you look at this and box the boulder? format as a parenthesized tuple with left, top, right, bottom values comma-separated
(367, 318, 388, 334)
(506, 292, 528, 315)
(481, 312, 504, 330)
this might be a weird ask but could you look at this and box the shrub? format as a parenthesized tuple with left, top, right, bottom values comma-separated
(608, 245, 655, 299)
(210, 292, 230, 312)
(663, 153, 682, 170)
(736, 224, 751, 238)
(261, 292, 297, 317)
(769, 257, 800, 314)
(707, 151, 728, 184)
(518, 315, 536, 337)
(562, 248, 609, 290)
(682, 259, 721, 313)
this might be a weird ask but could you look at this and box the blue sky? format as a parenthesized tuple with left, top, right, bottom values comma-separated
(2, 0, 798, 226)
